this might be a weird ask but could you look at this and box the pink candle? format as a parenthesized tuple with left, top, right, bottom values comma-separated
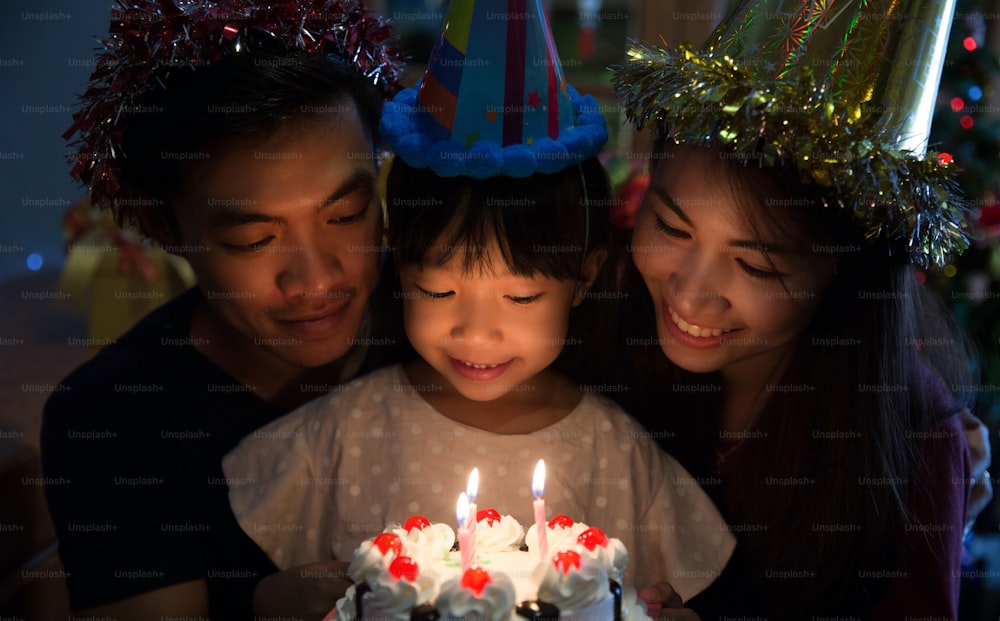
(457, 492, 473, 574)
(467, 468, 480, 525)
(532, 459, 548, 560)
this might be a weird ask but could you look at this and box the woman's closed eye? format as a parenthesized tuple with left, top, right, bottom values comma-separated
(653, 214, 691, 239)
(736, 258, 783, 280)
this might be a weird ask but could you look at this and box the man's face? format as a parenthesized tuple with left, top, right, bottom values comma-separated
(170, 100, 382, 370)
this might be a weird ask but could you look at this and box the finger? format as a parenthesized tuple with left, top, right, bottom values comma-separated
(961, 411, 991, 472)
(968, 471, 993, 521)
(639, 581, 683, 608)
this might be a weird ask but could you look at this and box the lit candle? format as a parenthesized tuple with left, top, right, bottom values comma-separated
(532, 459, 548, 560)
(457, 492, 473, 574)
(467, 468, 479, 562)
(467, 468, 480, 524)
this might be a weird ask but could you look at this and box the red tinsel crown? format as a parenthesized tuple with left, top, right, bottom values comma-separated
(65, 0, 404, 212)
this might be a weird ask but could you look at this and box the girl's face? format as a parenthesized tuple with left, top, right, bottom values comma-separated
(631, 147, 835, 387)
(399, 243, 584, 402)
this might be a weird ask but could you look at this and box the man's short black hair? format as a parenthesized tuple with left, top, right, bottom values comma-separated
(119, 50, 382, 234)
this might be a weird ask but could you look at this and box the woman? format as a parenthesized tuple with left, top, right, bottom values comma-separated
(607, 0, 989, 617)
(620, 142, 973, 619)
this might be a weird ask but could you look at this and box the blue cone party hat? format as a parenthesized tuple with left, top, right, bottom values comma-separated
(380, 0, 608, 178)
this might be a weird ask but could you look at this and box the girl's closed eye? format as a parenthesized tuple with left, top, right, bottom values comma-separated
(505, 293, 543, 305)
(414, 284, 454, 299)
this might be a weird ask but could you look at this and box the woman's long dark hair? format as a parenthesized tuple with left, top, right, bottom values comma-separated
(612, 143, 975, 617)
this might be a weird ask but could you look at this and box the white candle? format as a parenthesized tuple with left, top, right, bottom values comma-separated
(457, 492, 473, 574)
(467, 468, 479, 563)
(532, 459, 548, 560)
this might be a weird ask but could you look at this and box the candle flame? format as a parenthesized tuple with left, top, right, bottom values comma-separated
(467, 468, 479, 502)
(456, 492, 469, 527)
(532, 459, 545, 498)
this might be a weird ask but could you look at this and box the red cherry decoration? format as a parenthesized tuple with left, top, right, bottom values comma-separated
(404, 515, 431, 533)
(373, 533, 402, 557)
(460, 566, 493, 596)
(476, 508, 502, 526)
(552, 550, 582, 574)
(577, 527, 609, 551)
(547, 514, 574, 529)
(388, 556, 420, 582)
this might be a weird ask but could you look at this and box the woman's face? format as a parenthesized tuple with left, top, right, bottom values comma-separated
(630, 147, 835, 387)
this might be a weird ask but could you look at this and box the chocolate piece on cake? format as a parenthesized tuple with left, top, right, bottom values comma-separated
(515, 600, 560, 620)
(410, 603, 442, 620)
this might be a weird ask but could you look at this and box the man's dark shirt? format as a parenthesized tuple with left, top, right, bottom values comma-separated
(43, 288, 294, 619)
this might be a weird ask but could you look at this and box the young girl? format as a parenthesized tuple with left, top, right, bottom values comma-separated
(610, 1, 984, 618)
(222, 151, 736, 612)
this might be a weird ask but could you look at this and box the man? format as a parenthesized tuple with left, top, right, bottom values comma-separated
(42, 2, 401, 618)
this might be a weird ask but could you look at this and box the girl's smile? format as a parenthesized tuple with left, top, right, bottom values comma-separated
(450, 357, 515, 382)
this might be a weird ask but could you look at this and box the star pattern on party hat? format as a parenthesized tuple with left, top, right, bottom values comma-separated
(380, 0, 607, 179)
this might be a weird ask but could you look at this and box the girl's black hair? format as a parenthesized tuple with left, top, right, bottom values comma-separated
(119, 50, 382, 234)
(385, 156, 611, 280)
(612, 143, 975, 617)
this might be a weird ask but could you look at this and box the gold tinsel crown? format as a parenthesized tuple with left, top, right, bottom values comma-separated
(613, 0, 971, 267)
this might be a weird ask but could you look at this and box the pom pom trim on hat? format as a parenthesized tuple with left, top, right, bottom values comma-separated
(379, 84, 608, 179)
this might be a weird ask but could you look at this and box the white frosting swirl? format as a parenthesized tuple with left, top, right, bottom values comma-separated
(524, 521, 589, 554)
(576, 537, 629, 582)
(435, 571, 517, 621)
(392, 523, 456, 564)
(621, 586, 654, 621)
(347, 540, 394, 584)
(474, 514, 524, 552)
(330, 583, 357, 621)
(534, 554, 610, 611)
(363, 565, 439, 618)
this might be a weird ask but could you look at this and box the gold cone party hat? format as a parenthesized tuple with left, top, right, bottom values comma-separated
(613, 0, 969, 266)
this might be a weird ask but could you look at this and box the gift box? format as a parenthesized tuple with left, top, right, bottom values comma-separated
(58, 200, 195, 351)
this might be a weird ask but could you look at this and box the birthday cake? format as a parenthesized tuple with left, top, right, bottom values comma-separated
(329, 513, 652, 621)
